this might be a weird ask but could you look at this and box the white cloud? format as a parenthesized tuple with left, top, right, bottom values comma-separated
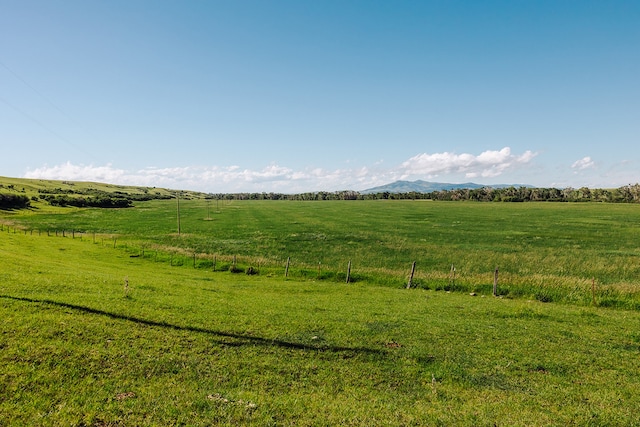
(399, 147, 537, 179)
(23, 147, 539, 193)
(24, 162, 128, 182)
(24, 162, 359, 193)
(571, 156, 595, 171)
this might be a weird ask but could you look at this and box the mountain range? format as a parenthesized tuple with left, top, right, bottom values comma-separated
(361, 180, 530, 194)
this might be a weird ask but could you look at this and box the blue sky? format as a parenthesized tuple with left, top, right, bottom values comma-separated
(1, 0, 638, 193)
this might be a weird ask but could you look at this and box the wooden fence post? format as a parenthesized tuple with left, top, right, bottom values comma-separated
(285, 257, 290, 278)
(493, 267, 499, 296)
(407, 261, 416, 289)
(346, 260, 352, 283)
(449, 264, 456, 287)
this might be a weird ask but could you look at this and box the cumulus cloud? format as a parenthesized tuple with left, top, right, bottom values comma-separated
(25, 162, 127, 182)
(23, 147, 538, 193)
(24, 162, 363, 193)
(571, 156, 595, 171)
(399, 147, 537, 179)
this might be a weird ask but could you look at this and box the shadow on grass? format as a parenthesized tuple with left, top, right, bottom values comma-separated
(1, 294, 385, 356)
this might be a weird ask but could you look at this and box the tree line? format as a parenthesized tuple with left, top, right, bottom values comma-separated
(207, 184, 640, 203)
(31, 187, 174, 208)
(38, 194, 133, 208)
(4, 183, 640, 210)
(38, 187, 173, 201)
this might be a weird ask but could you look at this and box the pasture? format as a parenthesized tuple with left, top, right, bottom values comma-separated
(2, 180, 640, 425)
(5, 195, 640, 307)
(2, 230, 640, 426)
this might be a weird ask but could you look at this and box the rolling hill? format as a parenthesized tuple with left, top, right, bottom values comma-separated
(361, 180, 530, 194)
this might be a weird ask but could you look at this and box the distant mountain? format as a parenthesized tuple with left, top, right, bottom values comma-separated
(361, 180, 530, 194)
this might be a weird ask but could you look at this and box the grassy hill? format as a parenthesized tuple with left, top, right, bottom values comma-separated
(1, 175, 163, 195)
(0, 176, 212, 210)
(0, 176, 207, 201)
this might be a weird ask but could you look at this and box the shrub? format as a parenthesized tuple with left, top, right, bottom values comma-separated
(0, 193, 31, 210)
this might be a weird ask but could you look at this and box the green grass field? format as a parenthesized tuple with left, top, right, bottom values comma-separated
(2, 178, 640, 425)
(5, 190, 640, 307)
(2, 229, 640, 425)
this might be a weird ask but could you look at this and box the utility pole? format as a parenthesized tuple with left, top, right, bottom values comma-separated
(176, 192, 181, 235)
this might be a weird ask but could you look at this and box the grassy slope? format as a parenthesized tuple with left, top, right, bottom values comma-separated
(2, 230, 640, 426)
(0, 176, 162, 195)
(0, 176, 207, 202)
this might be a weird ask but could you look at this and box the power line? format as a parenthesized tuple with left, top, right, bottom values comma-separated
(0, 94, 91, 157)
(0, 59, 68, 118)
(0, 58, 100, 159)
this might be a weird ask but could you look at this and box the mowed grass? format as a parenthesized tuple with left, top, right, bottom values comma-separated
(7, 199, 640, 307)
(2, 231, 640, 426)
